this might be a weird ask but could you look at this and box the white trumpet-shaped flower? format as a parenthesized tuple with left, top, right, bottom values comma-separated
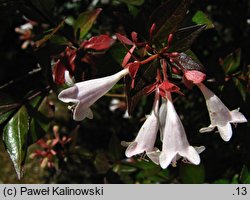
(58, 68, 129, 121)
(197, 83, 247, 141)
(159, 93, 200, 169)
(125, 89, 160, 162)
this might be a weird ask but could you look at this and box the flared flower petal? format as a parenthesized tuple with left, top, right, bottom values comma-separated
(197, 83, 247, 141)
(125, 89, 160, 158)
(159, 93, 200, 169)
(58, 68, 129, 121)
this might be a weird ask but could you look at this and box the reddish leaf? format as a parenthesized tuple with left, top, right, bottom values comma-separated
(149, 0, 191, 44)
(53, 47, 76, 84)
(53, 60, 66, 84)
(116, 33, 134, 45)
(83, 35, 115, 51)
(184, 70, 206, 84)
(169, 25, 206, 52)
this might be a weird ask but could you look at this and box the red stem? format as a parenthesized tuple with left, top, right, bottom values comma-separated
(140, 54, 158, 65)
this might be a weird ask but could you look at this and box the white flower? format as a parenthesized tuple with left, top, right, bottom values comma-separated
(159, 98, 167, 141)
(159, 93, 200, 169)
(125, 89, 160, 162)
(197, 83, 247, 141)
(58, 68, 129, 121)
(64, 70, 75, 86)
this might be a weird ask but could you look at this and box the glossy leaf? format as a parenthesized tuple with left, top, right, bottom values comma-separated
(179, 163, 205, 183)
(83, 35, 115, 51)
(149, 0, 191, 44)
(192, 10, 214, 29)
(3, 106, 29, 179)
(169, 25, 206, 52)
(220, 49, 241, 75)
(74, 8, 102, 40)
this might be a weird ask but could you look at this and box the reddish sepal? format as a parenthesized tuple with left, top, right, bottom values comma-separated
(159, 81, 183, 97)
(122, 45, 136, 67)
(127, 62, 140, 88)
(184, 70, 206, 84)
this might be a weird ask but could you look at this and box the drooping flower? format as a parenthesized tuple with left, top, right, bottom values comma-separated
(197, 83, 247, 141)
(125, 89, 160, 162)
(58, 68, 129, 121)
(159, 92, 201, 169)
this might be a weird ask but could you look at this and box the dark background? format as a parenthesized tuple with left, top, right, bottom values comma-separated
(0, 0, 249, 183)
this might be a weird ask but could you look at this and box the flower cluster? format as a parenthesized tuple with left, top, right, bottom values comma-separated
(30, 126, 71, 169)
(15, 20, 36, 49)
(58, 29, 247, 169)
(53, 35, 115, 85)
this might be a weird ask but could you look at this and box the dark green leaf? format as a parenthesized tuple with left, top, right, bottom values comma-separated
(231, 174, 239, 184)
(20, 0, 55, 23)
(192, 10, 214, 29)
(114, 164, 137, 173)
(74, 8, 102, 40)
(176, 52, 205, 72)
(0, 110, 15, 125)
(0, 92, 19, 114)
(149, 0, 191, 45)
(3, 106, 29, 179)
(126, 60, 158, 115)
(94, 153, 110, 173)
(232, 77, 247, 101)
(179, 163, 205, 183)
(30, 0, 55, 13)
(220, 49, 241, 75)
(169, 25, 206, 52)
(239, 165, 250, 183)
(108, 133, 122, 161)
(109, 43, 128, 65)
(213, 179, 230, 184)
(0, 92, 19, 125)
(29, 97, 53, 145)
(35, 20, 65, 48)
(117, 0, 144, 6)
